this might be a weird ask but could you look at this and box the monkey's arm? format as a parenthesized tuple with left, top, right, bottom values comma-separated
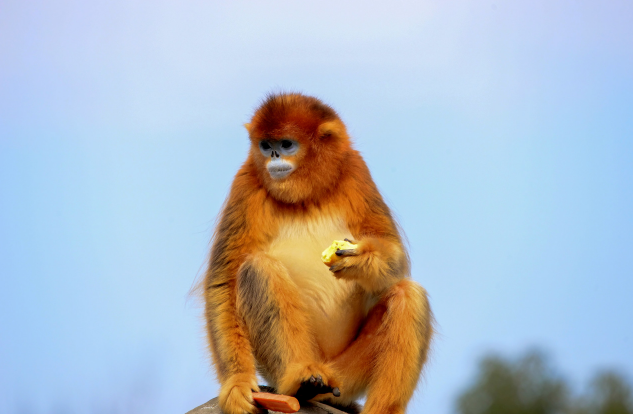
(328, 170, 409, 293)
(204, 179, 263, 414)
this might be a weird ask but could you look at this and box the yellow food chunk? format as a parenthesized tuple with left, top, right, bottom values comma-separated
(321, 240, 357, 267)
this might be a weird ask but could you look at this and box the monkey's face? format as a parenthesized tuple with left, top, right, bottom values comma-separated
(245, 93, 352, 203)
(257, 139, 300, 180)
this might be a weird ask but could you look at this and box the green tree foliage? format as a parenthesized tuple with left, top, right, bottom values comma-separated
(571, 371, 633, 414)
(456, 350, 633, 414)
(457, 350, 567, 414)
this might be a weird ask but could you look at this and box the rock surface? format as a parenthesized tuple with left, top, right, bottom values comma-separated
(185, 397, 355, 414)
(185, 387, 360, 414)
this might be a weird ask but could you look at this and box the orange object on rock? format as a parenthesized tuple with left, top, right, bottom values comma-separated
(252, 392, 300, 413)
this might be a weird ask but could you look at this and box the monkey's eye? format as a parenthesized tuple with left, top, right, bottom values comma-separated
(279, 139, 298, 155)
(259, 141, 271, 151)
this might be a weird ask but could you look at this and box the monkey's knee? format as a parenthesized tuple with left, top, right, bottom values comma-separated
(383, 279, 432, 322)
(384, 278, 426, 302)
(378, 279, 434, 363)
(359, 280, 433, 413)
(350, 280, 432, 345)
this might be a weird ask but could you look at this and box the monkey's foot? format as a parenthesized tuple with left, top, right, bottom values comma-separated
(278, 362, 340, 400)
(218, 373, 260, 414)
(295, 374, 341, 401)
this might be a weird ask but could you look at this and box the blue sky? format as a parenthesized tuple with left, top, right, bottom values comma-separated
(1, 1, 632, 413)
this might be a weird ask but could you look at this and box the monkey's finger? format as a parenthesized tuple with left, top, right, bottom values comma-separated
(329, 262, 345, 273)
(335, 249, 358, 257)
(344, 238, 358, 244)
(314, 383, 339, 398)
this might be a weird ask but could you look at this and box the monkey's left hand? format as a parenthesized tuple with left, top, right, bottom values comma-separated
(327, 242, 362, 276)
(328, 237, 404, 292)
(326, 237, 358, 270)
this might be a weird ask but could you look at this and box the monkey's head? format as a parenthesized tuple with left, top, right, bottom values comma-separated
(245, 93, 352, 203)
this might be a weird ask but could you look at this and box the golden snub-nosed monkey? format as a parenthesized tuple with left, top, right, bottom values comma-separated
(203, 93, 434, 414)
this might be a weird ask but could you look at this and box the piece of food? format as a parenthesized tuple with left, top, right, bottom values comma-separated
(321, 240, 357, 267)
(252, 392, 300, 413)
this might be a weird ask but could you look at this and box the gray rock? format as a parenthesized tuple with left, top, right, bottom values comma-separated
(185, 397, 351, 414)
(185, 394, 361, 414)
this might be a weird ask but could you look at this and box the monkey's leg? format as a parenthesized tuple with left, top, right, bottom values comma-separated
(237, 253, 339, 397)
(205, 279, 260, 414)
(331, 279, 433, 414)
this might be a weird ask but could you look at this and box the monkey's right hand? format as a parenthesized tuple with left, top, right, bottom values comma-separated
(218, 373, 261, 414)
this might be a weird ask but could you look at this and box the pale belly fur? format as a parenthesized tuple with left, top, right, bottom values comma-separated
(266, 214, 368, 360)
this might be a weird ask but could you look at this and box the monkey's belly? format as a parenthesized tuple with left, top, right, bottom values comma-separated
(267, 225, 366, 360)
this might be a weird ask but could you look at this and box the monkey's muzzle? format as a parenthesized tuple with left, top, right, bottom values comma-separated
(267, 159, 294, 179)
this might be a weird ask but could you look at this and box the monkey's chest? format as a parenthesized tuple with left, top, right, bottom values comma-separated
(266, 218, 366, 360)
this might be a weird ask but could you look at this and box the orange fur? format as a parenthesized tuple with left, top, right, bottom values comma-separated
(203, 93, 434, 414)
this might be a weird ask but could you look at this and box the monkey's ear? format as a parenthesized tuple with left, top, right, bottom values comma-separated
(244, 123, 252, 134)
(317, 120, 346, 140)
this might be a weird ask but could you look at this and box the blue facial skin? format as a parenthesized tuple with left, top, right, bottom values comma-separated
(259, 139, 300, 180)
